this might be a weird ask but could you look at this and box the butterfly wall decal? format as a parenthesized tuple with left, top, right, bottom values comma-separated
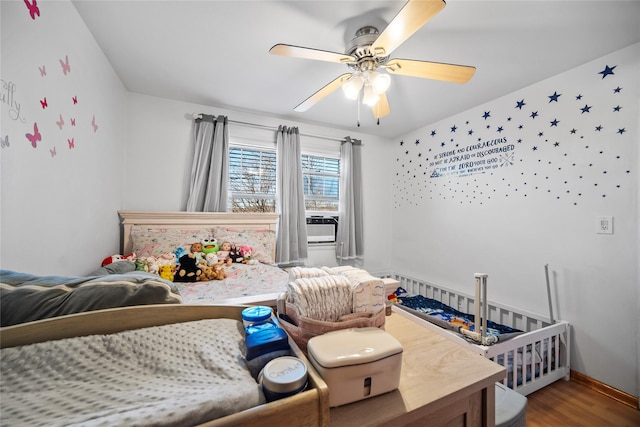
(72, 95, 78, 104)
(68, 138, 75, 149)
(40, 97, 48, 109)
(91, 115, 99, 133)
(56, 114, 64, 130)
(1, 135, 9, 149)
(39, 65, 46, 77)
(59, 55, 70, 75)
(25, 122, 41, 148)
(50, 147, 57, 157)
(24, 0, 39, 20)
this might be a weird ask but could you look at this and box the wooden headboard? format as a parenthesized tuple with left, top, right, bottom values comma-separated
(118, 211, 279, 256)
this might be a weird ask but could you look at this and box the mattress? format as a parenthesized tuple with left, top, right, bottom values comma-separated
(0, 318, 265, 426)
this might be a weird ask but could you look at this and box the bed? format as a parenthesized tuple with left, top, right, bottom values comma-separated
(385, 272, 570, 396)
(118, 210, 289, 306)
(0, 304, 330, 426)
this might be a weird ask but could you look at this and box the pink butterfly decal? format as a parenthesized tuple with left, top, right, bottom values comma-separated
(50, 147, 57, 157)
(91, 115, 99, 133)
(56, 114, 64, 130)
(1, 135, 9, 149)
(72, 95, 78, 104)
(25, 122, 41, 148)
(40, 97, 48, 109)
(68, 138, 75, 149)
(71, 118, 76, 126)
(24, 0, 39, 20)
(39, 65, 46, 77)
(59, 55, 70, 75)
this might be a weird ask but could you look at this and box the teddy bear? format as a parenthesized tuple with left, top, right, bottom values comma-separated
(158, 264, 175, 282)
(198, 261, 226, 281)
(174, 253, 202, 282)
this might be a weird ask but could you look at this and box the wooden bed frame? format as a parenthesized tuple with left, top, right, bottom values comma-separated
(386, 272, 571, 396)
(0, 304, 330, 427)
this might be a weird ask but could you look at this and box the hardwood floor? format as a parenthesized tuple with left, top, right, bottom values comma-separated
(525, 379, 640, 427)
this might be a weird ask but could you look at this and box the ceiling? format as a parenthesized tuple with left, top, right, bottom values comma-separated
(72, 1, 640, 139)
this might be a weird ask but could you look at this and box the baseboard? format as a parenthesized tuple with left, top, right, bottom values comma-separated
(570, 370, 639, 409)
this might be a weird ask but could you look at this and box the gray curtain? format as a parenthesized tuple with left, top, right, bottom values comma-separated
(275, 125, 308, 265)
(336, 136, 364, 266)
(186, 114, 229, 212)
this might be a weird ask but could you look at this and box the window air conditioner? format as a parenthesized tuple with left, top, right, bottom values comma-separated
(306, 216, 337, 243)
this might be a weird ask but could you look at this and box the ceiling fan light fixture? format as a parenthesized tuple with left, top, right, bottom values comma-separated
(362, 85, 380, 107)
(371, 72, 391, 95)
(342, 74, 363, 100)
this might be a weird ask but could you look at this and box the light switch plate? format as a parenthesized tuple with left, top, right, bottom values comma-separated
(596, 216, 613, 234)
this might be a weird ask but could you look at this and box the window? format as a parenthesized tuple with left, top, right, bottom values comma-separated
(229, 146, 339, 214)
(229, 146, 276, 212)
(302, 154, 339, 213)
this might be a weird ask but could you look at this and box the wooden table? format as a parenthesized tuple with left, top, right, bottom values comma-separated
(330, 310, 506, 427)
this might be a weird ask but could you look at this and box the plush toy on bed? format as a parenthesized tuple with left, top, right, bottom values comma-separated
(101, 253, 136, 267)
(216, 241, 234, 266)
(158, 264, 175, 282)
(240, 245, 258, 265)
(174, 253, 202, 282)
(201, 238, 219, 254)
(198, 260, 226, 281)
(228, 244, 245, 264)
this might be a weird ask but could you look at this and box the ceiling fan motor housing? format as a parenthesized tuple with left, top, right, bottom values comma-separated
(346, 26, 389, 71)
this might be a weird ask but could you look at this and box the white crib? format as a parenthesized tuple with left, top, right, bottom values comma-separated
(381, 272, 570, 396)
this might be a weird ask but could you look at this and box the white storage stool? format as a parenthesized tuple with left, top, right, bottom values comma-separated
(495, 382, 527, 427)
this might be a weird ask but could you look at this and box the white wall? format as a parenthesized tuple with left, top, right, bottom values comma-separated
(1, 0, 127, 275)
(124, 93, 394, 273)
(391, 44, 639, 397)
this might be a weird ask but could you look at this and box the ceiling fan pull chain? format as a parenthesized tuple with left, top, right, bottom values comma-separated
(357, 91, 361, 127)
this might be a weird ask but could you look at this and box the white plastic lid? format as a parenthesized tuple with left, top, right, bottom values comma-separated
(261, 356, 308, 394)
(307, 327, 403, 368)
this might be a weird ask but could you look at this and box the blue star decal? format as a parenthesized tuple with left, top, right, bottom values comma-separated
(548, 91, 561, 102)
(576, 94, 583, 100)
(468, 129, 474, 135)
(530, 111, 539, 119)
(450, 125, 457, 133)
(554, 142, 560, 147)
(441, 142, 446, 147)
(400, 140, 404, 146)
(570, 128, 577, 134)
(598, 65, 616, 79)
(613, 86, 622, 93)
(497, 126, 503, 133)
(405, 150, 409, 155)
(581, 105, 592, 114)
(617, 128, 626, 134)
(550, 119, 559, 127)
(613, 105, 621, 112)
(482, 111, 491, 120)
(532, 146, 538, 151)
(595, 125, 603, 131)
(515, 99, 526, 109)
(415, 139, 420, 145)
(430, 130, 436, 137)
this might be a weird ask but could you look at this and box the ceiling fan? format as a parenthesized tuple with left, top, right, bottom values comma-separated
(269, 0, 475, 124)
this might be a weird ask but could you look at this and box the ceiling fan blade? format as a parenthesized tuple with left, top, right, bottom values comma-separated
(294, 73, 353, 112)
(386, 58, 476, 83)
(372, 93, 391, 119)
(371, 0, 445, 57)
(270, 44, 356, 64)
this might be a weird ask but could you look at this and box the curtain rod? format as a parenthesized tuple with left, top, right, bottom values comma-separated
(190, 113, 345, 143)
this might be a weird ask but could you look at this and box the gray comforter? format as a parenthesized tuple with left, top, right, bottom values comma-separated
(0, 269, 182, 327)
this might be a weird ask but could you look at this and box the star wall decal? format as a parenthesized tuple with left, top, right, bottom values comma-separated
(581, 105, 592, 114)
(483, 111, 491, 119)
(548, 92, 561, 102)
(530, 111, 539, 119)
(515, 99, 526, 109)
(598, 65, 616, 79)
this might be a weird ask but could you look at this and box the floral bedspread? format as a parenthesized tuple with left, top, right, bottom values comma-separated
(176, 263, 289, 303)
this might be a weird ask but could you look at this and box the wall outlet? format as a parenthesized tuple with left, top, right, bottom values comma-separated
(596, 216, 613, 234)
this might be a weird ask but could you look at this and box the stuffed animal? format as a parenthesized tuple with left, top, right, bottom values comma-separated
(158, 264, 175, 282)
(101, 253, 136, 267)
(198, 260, 226, 281)
(205, 252, 219, 266)
(174, 253, 202, 282)
(190, 242, 205, 264)
(174, 247, 187, 260)
(217, 241, 234, 266)
(201, 238, 219, 254)
(135, 258, 149, 272)
(228, 244, 244, 263)
(240, 245, 258, 265)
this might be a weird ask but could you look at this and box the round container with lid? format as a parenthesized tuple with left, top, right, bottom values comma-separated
(259, 356, 308, 402)
(242, 306, 277, 335)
